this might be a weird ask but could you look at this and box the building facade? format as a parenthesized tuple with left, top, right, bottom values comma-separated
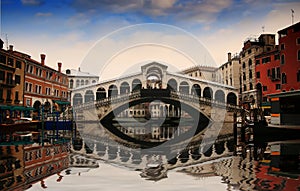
(181, 65, 218, 82)
(0, 42, 26, 121)
(64, 68, 99, 105)
(278, 22, 300, 91)
(13, 52, 69, 114)
(239, 34, 276, 107)
(218, 52, 240, 89)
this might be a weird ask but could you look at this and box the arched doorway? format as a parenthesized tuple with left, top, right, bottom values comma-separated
(33, 100, 41, 112)
(215, 90, 225, 103)
(227, 92, 237, 105)
(191, 84, 201, 97)
(108, 85, 118, 97)
(203, 87, 213, 99)
(73, 93, 83, 106)
(120, 82, 130, 94)
(167, 79, 177, 91)
(96, 87, 106, 100)
(132, 79, 142, 91)
(84, 90, 94, 103)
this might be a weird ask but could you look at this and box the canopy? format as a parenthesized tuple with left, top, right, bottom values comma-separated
(53, 100, 71, 105)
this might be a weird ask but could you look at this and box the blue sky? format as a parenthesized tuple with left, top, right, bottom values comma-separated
(1, 0, 300, 77)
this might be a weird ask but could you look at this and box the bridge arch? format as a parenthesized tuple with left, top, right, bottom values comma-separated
(84, 90, 94, 103)
(108, 84, 118, 98)
(96, 87, 106, 100)
(132, 79, 142, 91)
(227, 92, 237, 105)
(120, 82, 130, 94)
(179, 81, 189, 94)
(167, 79, 177, 91)
(191, 84, 201, 97)
(73, 93, 83, 106)
(215, 89, 225, 103)
(203, 87, 213, 99)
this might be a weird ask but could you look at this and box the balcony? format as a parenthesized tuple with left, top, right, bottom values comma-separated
(0, 80, 16, 87)
(6, 99, 12, 104)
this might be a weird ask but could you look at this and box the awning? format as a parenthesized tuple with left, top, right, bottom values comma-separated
(54, 100, 71, 105)
(0, 105, 12, 110)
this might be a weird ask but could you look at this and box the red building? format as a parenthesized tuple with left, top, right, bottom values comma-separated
(255, 22, 300, 114)
(278, 22, 300, 91)
(12, 51, 69, 116)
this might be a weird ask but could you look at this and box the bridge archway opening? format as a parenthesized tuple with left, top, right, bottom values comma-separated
(203, 87, 213, 99)
(120, 82, 130, 94)
(215, 90, 225, 103)
(73, 93, 83, 106)
(146, 67, 162, 89)
(191, 84, 201, 97)
(179, 81, 189, 94)
(167, 79, 177, 91)
(96, 87, 106, 100)
(132, 79, 142, 91)
(108, 85, 118, 97)
(84, 90, 94, 103)
(227, 92, 237, 105)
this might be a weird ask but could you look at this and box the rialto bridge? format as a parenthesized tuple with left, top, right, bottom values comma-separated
(72, 62, 239, 148)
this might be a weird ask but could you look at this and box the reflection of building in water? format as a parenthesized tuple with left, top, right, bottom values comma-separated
(179, 156, 300, 191)
(0, 143, 69, 191)
(117, 101, 184, 119)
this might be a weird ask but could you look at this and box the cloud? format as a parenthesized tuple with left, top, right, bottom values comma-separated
(71, 0, 233, 24)
(21, 0, 44, 6)
(35, 12, 52, 17)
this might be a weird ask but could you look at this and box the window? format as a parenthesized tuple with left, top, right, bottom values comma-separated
(70, 79, 74, 89)
(15, 75, 20, 85)
(6, 89, 11, 101)
(298, 50, 300, 60)
(276, 84, 281, 90)
(282, 73, 287, 84)
(0, 54, 6, 64)
(256, 59, 260, 65)
(262, 57, 271, 64)
(248, 49, 252, 54)
(248, 59, 252, 67)
(263, 86, 268, 91)
(0, 70, 4, 81)
(242, 62, 246, 69)
(249, 83, 253, 90)
(267, 69, 270, 77)
(0, 88, 3, 100)
(249, 70, 252, 79)
(280, 44, 285, 50)
(8, 58, 14, 66)
(76, 80, 80, 87)
(297, 38, 300, 45)
(16, 60, 22, 69)
(297, 70, 300, 82)
(276, 67, 280, 79)
(7, 73, 13, 85)
(243, 84, 247, 91)
(256, 72, 260, 78)
(281, 54, 285, 65)
(81, 80, 84, 86)
(243, 72, 246, 80)
(274, 54, 280, 60)
(15, 91, 19, 101)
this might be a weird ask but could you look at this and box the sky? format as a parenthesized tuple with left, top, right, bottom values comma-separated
(1, 0, 300, 79)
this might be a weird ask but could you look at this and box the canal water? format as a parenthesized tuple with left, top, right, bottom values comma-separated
(27, 152, 300, 191)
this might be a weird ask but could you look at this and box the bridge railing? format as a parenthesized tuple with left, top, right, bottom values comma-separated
(73, 90, 240, 112)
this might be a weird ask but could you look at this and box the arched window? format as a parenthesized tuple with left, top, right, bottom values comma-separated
(298, 50, 300, 61)
(85, 80, 89, 85)
(227, 92, 237, 105)
(69, 79, 73, 89)
(282, 73, 287, 84)
(76, 80, 80, 87)
(81, 80, 84, 86)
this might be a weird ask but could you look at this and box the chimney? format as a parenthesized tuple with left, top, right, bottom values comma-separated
(78, 67, 80, 72)
(9, 45, 13, 51)
(40, 54, 46, 66)
(227, 52, 232, 62)
(58, 62, 62, 73)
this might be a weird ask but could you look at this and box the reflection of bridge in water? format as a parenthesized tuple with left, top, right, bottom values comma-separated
(72, 62, 239, 148)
